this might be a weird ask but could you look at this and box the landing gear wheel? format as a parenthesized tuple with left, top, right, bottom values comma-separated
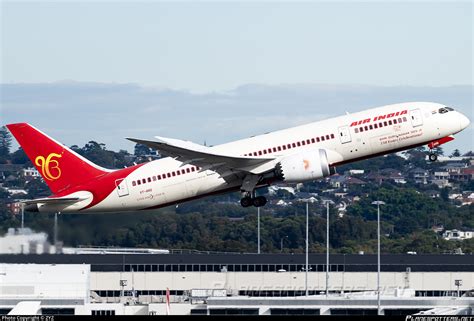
(240, 197, 253, 208)
(429, 153, 438, 162)
(252, 196, 267, 207)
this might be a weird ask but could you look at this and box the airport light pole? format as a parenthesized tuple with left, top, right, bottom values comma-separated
(372, 200, 385, 316)
(54, 212, 58, 246)
(280, 236, 288, 253)
(324, 200, 330, 298)
(304, 198, 316, 297)
(257, 207, 261, 254)
(305, 200, 309, 297)
(21, 203, 25, 230)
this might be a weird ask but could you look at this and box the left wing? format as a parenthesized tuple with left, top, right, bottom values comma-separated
(126, 136, 276, 174)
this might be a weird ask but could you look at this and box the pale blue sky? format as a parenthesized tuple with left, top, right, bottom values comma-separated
(1, 1, 472, 92)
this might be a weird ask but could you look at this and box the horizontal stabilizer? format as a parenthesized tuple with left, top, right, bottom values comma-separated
(23, 197, 84, 205)
(23, 196, 88, 212)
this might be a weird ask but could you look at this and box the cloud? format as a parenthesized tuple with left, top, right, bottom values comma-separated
(1, 81, 472, 154)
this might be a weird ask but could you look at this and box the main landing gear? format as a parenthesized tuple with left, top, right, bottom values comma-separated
(240, 194, 267, 208)
(240, 173, 267, 207)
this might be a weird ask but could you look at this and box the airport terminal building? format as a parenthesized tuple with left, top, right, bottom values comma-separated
(1, 252, 473, 315)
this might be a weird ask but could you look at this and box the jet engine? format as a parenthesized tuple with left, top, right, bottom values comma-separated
(275, 149, 335, 183)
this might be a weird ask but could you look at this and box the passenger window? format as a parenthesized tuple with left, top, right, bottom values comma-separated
(384, 121, 388, 126)
(403, 117, 407, 122)
(321, 136, 325, 141)
(297, 142, 301, 147)
(292, 143, 296, 148)
(277, 146, 282, 151)
(142, 179, 146, 184)
(167, 173, 171, 178)
(374, 123, 378, 129)
(355, 128, 359, 133)
(152, 176, 156, 181)
(311, 138, 315, 143)
(360, 127, 364, 132)
(186, 168, 190, 173)
(306, 139, 311, 144)
(393, 119, 397, 124)
(263, 150, 267, 154)
(316, 137, 320, 142)
(157, 175, 161, 180)
(331, 134, 335, 139)
(282, 145, 287, 150)
(268, 148, 272, 153)
(326, 135, 330, 140)
(388, 120, 392, 125)
(364, 126, 368, 131)
(301, 141, 306, 146)
(258, 151, 262, 155)
(132, 181, 136, 186)
(147, 177, 151, 182)
(137, 180, 141, 185)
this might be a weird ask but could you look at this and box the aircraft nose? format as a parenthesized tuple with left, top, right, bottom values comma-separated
(459, 113, 470, 130)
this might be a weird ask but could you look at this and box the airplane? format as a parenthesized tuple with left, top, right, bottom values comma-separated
(6, 102, 470, 213)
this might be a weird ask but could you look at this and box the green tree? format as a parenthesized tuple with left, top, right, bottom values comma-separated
(451, 149, 461, 157)
(134, 143, 156, 157)
(11, 148, 31, 165)
(0, 126, 12, 162)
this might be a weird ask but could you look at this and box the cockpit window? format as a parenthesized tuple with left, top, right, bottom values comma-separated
(439, 107, 454, 114)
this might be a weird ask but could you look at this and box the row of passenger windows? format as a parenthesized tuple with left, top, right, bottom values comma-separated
(354, 117, 408, 134)
(131, 166, 202, 187)
(243, 133, 336, 157)
(131, 133, 337, 186)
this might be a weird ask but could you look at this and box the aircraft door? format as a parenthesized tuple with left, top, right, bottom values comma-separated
(410, 109, 423, 127)
(338, 126, 352, 144)
(115, 178, 129, 197)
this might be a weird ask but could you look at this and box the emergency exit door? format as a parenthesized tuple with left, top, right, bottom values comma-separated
(410, 109, 423, 127)
(115, 178, 129, 197)
(338, 126, 352, 144)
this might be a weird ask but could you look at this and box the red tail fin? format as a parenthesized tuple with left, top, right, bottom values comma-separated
(6, 123, 109, 194)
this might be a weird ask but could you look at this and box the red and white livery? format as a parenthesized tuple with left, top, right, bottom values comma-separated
(6, 102, 470, 213)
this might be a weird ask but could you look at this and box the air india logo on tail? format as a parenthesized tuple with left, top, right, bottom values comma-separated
(35, 153, 62, 181)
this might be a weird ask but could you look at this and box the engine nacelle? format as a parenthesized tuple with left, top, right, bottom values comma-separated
(275, 149, 335, 183)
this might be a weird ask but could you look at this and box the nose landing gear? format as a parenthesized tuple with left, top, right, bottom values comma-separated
(428, 152, 438, 162)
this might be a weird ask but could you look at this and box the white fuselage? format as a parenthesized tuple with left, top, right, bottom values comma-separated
(55, 102, 469, 213)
